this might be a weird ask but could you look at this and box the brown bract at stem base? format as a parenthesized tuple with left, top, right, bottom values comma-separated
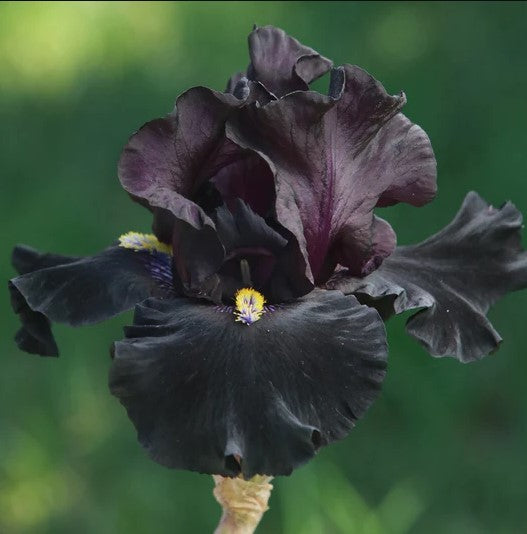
(213, 474, 274, 534)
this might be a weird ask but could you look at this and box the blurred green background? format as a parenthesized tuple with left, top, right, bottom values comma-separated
(1, 2, 526, 533)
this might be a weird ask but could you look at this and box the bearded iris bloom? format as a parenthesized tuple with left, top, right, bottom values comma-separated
(9, 26, 527, 480)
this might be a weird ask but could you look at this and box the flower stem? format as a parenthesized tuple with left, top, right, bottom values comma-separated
(213, 474, 273, 534)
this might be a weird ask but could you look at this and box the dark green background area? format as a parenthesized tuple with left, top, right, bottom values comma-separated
(1, 2, 526, 533)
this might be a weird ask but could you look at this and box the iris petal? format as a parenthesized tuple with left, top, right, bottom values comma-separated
(109, 289, 387, 477)
(370, 113, 437, 208)
(171, 200, 313, 303)
(215, 201, 313, 301)
(12, 244, 79, 274)
(210, 151, 275, 217)
(118, 87, 244, 233)
(9, 245, 79, 356)
(171, 219, 225, 301)
(226, 65, 436, 282)
(226, 26, 332, 100)
(246, 25, 333, 97)
(215, 200, 287, 253)
(10, 245, 173, 356)
(328, 192, 527, 362)
(336, 215, 397, 278)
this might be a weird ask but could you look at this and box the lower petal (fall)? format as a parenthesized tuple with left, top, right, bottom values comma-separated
(109, 289, 387, 477)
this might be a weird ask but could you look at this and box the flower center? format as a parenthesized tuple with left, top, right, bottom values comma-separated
(234, 288, 266, 325)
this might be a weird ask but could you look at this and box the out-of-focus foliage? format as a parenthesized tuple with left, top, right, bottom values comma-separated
(1, 2, 526, 533)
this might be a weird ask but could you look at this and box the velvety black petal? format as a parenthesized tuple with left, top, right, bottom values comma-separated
(10, 246, 174, 356)
(215, 200, 287, 254)
(226, 65, 436, 282)
(247, 25, 333, 97)
(170, 199, 313, 304)
(109, 289, 387, 477)
(10, 282, 58, 356)
(328, 192, 527, 362)
(269, 231, 315, 302)
(171, 219, 225, 302)
(12, 244, 79, 274)
(9, 245, 79, 357)
(118, 87, 243, 231)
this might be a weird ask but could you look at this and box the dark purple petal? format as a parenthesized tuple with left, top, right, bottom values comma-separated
(366, 114, 437, 208)
(225, 71, 246, 94)
(210, 152, 275, 217)
(247, 25, 333, 97)
(226, 65, 436, 281)
(10, 245, 173, 356)
(328, 192, 527, 362)
(227, 73, 276, 109)
(244, 80, 276, 106)
(226, 26, 331, 100)
(335, 215, 397, 277)
(119, 87, 242, 230)
(109, 289, 387, 477)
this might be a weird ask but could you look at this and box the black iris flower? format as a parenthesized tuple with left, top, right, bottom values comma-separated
(9, 26, 527, 479)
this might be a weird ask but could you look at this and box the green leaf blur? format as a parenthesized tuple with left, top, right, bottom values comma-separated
(1, 2, 526, 533)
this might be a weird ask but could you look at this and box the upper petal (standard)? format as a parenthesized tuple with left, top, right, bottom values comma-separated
(226, 65, 436, 281)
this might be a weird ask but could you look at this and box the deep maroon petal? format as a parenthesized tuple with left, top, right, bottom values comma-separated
(328, 192, 527, 362)
(227, 65, 435, 282)
(109, 290, 387, 477)
(246, 25, 332, 98)
(118, 87, 243, 230)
